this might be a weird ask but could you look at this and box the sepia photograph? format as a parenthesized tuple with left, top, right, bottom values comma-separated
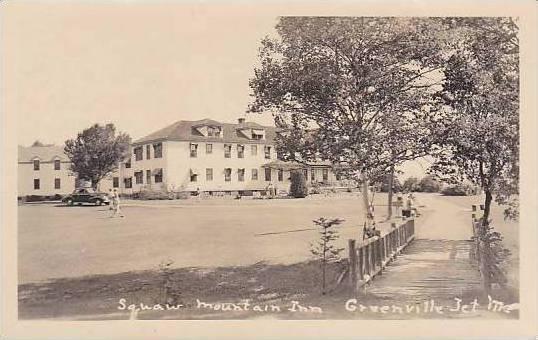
(1, 1, 537, 338)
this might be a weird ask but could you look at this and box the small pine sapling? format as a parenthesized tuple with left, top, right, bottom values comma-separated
(310, 217, 345, 295)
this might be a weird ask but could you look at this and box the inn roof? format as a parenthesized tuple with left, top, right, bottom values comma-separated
(133, 119, 278, 145)
(18, 145, 70, 162)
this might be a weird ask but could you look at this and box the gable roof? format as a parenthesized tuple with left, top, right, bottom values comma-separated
(18, 145, 69, 162)
(133, 119, 278, 145)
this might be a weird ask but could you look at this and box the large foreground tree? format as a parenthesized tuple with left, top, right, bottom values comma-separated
(430, 17, 519, 225)
(249, 17, 446, 228)
(64, 123, 131, 189)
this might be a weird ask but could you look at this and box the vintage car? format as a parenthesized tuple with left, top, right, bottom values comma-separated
(62, 188, 110, 206)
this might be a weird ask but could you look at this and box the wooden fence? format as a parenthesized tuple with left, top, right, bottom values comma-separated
(347, 219, 415, 293)
(470, 204, 507, 293)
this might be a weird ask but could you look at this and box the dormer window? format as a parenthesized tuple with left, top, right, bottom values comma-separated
(207, 126, 222, 137)
(252, 129, 265, 140)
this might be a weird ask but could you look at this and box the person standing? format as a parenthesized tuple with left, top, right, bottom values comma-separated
(111, 189, 124, 218)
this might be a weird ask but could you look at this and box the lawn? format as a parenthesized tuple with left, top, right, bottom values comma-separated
(19, 192, 395, 284)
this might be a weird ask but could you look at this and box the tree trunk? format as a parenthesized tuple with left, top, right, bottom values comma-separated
(387, 165, 395, 219)
(360, 173, 374, 229)
(480, 189, 493, 294)
(482, 189, 493, 228)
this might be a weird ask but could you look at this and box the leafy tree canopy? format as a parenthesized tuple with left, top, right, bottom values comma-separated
(64, 123, 130, 189)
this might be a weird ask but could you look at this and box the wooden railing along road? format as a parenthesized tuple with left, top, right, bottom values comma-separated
(347, 219, 415, 293)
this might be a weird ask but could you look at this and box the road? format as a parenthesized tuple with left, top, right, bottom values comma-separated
(360, 194, 518, 319)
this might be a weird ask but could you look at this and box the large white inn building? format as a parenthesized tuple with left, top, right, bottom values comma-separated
(121, 118, 338, 195)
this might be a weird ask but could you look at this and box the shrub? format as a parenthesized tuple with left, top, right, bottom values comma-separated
(289, 171, 308, 198)
(402, 177, 420, 192)
(417, 176, 442, 192)
(378, 174, 402, 193)
(441, 184, 472, 196)
(136, 189, 174, 200)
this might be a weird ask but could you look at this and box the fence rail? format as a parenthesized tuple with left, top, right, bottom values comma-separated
(348, 219, 415, 293)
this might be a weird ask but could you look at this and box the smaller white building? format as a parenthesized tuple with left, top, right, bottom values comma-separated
(18, 145, 76, 197)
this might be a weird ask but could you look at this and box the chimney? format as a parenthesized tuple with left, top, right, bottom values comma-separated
(238, 118, 246, 124)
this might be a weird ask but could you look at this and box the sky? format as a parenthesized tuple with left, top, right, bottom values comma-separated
(3, 3, 427, 179)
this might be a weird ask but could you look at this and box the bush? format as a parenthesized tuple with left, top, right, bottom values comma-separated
(402, 177, 419, 192)
(378, 174, 402, 193)
(289, 171, 308, 198)
(136, 189, 174, 200)
(417, 176, 442, 192)
(441, 184, 472, 196)
(22, 194, 64, 202)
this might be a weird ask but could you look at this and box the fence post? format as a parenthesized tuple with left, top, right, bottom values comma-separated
(348, 239, 357, 291)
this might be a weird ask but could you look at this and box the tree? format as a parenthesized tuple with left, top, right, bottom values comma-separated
(31, 140, 45, 147)
(309, 217, 345, 295)
(289, 170, 308, 198)
(64, 123, 130, 189)
(429, 17, 519, 226)
(250, 17, 445, 229)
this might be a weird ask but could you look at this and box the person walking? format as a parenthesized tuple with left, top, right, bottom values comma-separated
(110, 189, 124, 218)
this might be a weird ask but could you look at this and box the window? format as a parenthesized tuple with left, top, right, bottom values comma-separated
(224, 168, 232, 182)
(264, 146, 271, 159)
(135, 171, 143, 184)
(190, 143, 198, 158)
(34, 179, 40, 190)
(153, 143, 163, 158)
(336, 172, 341, 181)
(54, 178, 61, 189)
(252, 169, 258, 181)
(251, 145, 257, 156)
(154, 168, 163, 183)
(206, 143, 213, 154)
(113, 177, 119, 188)
(265, 168, 272, 181)
(237, 145, 244, 158)
(238, 168, 245, 182)
(206, 168, 213, 181)
(278, 169, 283, 182)
(207, 126, 221, 137)
(124, 177, 133, 189)
(146, 170, 151, 184)
(323, 169, 329, 181)
(146, 145, 151, 160)
(303, 169, 308, 180)
(252, 132, 264, 140)
(224, 144, 231, 158)
(190, 169, 198, 182)
(311, 169, 316, 182)
(125, 159, 132, 168)
(134, 147, 143, 161)
(54, 159, 61, 170)
(33, 159, 40, 171)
